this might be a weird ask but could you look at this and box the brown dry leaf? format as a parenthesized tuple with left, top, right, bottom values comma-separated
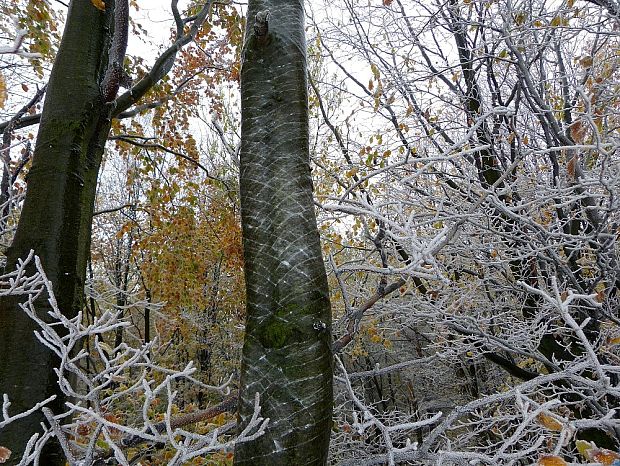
(537, 412, 563, 431)
(567, 156, 577, 180)
(580, 56, 594, 68)
(0, 446, 11, 463)
(570, 120, 586, 143)
(538, 455, 568, 466)
(91, 0, 105, 11)
(76, 423, 90, 436)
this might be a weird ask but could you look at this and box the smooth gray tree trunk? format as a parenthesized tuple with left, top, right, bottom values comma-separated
(234, 0, 333, 464)
(0, 1, 114, 463)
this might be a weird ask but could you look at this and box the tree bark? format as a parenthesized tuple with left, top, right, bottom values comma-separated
(234, 1, 333, 464)
(0, 1, 114, 463)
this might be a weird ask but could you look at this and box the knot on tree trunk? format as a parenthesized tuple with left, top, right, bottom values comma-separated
(253, 10, 270, 38)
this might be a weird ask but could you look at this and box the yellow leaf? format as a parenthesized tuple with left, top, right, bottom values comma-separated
(537, 412, 563, 431)
(0, 74, 7, 110)
(370, 63, 380, 80)
(538, 456, 567, 466)
(550, 16, 562, 27)
(91, 0, 105, 11)
(576, 440, 595, 458)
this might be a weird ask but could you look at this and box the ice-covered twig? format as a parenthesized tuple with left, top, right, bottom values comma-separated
(0, 252, 264, 464)
(0, 18, 43, 58)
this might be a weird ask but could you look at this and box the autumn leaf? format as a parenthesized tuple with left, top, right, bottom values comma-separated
(579, 56, 593, 68)
(590, 449, 620, 465)
(0, 446, 11, 463)
(0, 73, 7, 109)
(538, 455, 567, 466)
(383, 0, 393, 5)
(537, 412, 563, 431)
(76, 423, 90, 436)
(91, 0, 106, 11)
(576, 440, 620, 465)
(570, 120, 586, 143)
(567, 156, 578, 180)
(370, 63, 380, 80)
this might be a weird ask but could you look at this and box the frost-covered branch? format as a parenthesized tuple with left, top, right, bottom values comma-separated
(0, 252, 266, 464)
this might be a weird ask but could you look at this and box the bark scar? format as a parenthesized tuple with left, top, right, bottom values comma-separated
(101, 0, 131, 102)
(253, 10, 271, 44)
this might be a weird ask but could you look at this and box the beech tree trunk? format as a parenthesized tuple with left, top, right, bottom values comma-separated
(0, 2, 114, 463)
(234, 0, 333, 464)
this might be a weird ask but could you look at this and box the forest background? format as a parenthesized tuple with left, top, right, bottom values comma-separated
(0, 0, 620, 464)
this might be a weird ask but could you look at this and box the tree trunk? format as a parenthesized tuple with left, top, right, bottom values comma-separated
(234, 1, 333, 464)
(0, 1, 113, 463)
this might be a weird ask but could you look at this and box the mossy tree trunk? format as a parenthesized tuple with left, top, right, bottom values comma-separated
(234, 1, 333, 464)
(0, 1, 115, 463)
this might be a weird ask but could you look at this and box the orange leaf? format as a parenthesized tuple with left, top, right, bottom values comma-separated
(538, 455, 567, 466)
(590, 449, 620, 465)
(0, 446, 11, 463)
(91, 0, 106, 11)
(537, 413, 563, 431)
